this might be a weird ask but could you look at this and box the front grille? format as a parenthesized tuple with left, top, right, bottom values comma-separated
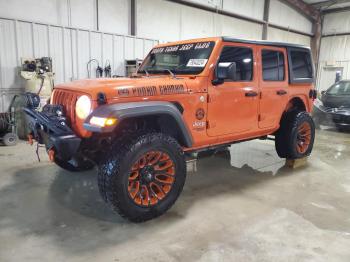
(333, 114, 350, 123)
(51, 89, 79, 125)
(323, 107, 335, 113)
(323, 106, 350, 115)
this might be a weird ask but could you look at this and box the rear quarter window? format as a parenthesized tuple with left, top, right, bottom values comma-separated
(287, 47, 314, 84)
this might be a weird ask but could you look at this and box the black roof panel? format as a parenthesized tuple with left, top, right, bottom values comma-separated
(222, 37, 310, 50)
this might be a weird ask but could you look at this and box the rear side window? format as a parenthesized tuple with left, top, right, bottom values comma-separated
(262, 50, 285, 81)
(288, 48, 314, 83)
(218, 46, 253, 81)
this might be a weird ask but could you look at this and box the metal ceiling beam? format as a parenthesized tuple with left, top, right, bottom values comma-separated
(280, 0, 320, 21)
(166, 0, 266, 25)
(311, 0, 350, 8)
(322, 5, 350, 13)
(166, 0, 314, 37)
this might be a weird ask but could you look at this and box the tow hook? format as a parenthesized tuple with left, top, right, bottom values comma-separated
(48, 148, 55, 162)
(27, 134, 34, 145)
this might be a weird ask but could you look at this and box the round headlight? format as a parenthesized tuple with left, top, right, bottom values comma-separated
(76, 95, 91, 119)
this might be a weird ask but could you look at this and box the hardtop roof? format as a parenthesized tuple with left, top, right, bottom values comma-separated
(154, 36, 310, 51)
(222, 36, 310, 50)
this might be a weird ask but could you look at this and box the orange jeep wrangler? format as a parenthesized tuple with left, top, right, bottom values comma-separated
(24, 37, 316, 222)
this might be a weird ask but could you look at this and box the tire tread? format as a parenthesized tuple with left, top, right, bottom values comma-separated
(98, 132, 186, 222)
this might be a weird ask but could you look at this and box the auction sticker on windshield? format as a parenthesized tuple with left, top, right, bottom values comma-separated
(151, 42, 214, 54)
(187, 59, 208, 67)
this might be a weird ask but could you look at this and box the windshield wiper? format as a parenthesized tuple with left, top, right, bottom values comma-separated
(138, 69, 149, 77)
(164, 69, 176, 79)
(145, 69, 177, 79)
(163, 69, 176, 78)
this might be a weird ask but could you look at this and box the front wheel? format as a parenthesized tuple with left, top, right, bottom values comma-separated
(98, 133, 186, 222)
(275, 111, 315, 159)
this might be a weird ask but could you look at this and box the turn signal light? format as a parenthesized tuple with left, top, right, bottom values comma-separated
(90, 116, 117, 127)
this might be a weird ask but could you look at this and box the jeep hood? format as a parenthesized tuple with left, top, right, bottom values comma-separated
(54, 76, 198, 100)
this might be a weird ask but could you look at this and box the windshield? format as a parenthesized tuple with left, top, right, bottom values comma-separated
(138, 41, 215, 75)
(327, 81, 350, 96)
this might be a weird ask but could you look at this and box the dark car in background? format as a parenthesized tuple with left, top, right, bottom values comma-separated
(313, 80, 350, 131)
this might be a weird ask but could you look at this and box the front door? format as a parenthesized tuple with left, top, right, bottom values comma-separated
(207, 44, 259, 137)
(257, 46, 289, 129)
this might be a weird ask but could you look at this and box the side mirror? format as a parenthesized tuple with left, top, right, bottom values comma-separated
(321, 90, 326, 95)
(212, 62, 237, 85)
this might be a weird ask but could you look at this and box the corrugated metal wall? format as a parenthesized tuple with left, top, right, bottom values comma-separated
(0, 0, 315, 111)
(269, 0, 313, 35)
(316, 11, 350, 91)
(136, 0, 312, 43)
(0, 0, 131, 35)
(182, 0, 265, 20)
(223, 0, 265, 20)
(0, 17, 158, 112)
(267, 27, 311, 46)
(323, 11, 350, 35)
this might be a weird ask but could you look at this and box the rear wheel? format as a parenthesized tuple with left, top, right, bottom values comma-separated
(275, 111, 315, 159)
(98, 132, 186, 222)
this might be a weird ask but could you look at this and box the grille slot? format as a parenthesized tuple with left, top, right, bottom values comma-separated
(52, 89, 78, 124)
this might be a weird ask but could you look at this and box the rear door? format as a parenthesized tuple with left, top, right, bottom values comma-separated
(258, 46, 289, 129)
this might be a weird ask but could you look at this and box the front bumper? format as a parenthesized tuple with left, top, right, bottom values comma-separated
(23, 105, 81, 160)
(313, 104, 350, 126)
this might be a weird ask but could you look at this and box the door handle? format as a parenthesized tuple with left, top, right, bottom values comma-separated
(276, 90, 287, 96)
(245, 91, 258, 97)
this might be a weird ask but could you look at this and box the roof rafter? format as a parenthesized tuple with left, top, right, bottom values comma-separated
(280, 0, 320, 21)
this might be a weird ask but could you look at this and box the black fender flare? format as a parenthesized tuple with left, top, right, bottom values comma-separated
(83, 101, 193, 147)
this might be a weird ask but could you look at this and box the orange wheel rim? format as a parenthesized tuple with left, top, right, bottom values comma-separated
(296, 122, 312, 154)
(127, 151, 175, 207)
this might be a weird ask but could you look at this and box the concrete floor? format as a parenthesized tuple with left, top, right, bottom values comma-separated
(0, 129, 350, 261)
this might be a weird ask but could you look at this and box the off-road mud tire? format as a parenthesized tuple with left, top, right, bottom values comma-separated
(275, 111, 315, 159)
(98, 132, 186, 222)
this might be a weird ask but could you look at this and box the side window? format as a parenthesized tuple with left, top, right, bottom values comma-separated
(288, 49, 313, 83)
(262, 50, 285, 81)
(218, 46, 253, 81)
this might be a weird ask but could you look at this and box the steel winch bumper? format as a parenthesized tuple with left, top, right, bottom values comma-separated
(23, 104, 81, 161)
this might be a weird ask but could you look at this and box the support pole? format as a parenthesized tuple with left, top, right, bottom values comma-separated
(131, 0, 136, 36)
(311, 16, 322, 79)
(262, 0, 270, 40)
(96, 0, 99, 31)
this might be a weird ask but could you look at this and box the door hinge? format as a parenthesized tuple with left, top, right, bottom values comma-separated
(258, 114, 261, 121)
